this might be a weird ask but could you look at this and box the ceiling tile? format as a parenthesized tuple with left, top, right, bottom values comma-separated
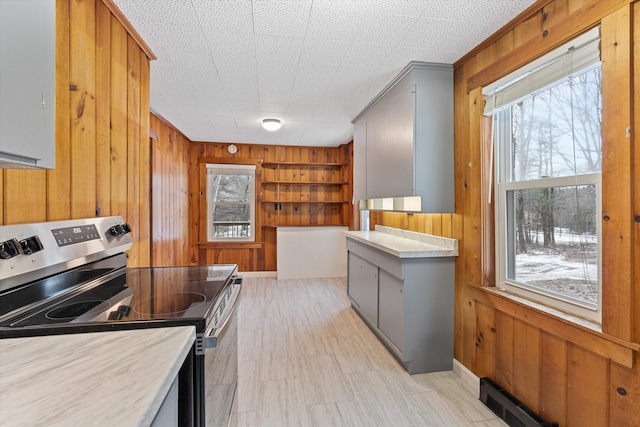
(253, 0, 312, 37)
(113, 0, 538, 147)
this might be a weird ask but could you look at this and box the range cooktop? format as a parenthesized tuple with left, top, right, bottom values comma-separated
(0, 262, 237, 330)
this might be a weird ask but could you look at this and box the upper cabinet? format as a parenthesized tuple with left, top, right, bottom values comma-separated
(352, 62, 454, 213)
(0, 0, 56, 169)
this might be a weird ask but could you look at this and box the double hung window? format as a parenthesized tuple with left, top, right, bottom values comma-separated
(206, 164, 256, 242)
(484, 29, 602, 322)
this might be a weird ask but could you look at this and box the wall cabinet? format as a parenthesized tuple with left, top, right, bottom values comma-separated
(352, 62, 454, 212)
(261, 161, 350, 226)
(346, 236, 455, 374)
(0, 0, 56, 169)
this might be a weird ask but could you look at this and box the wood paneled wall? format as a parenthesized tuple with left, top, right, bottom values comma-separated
(429, 0, 640, 425)
(0, 0, 152, 268)
(189, 142, 353, 271)
(149, 114, 192, 267)
(369, 212, 460, 239)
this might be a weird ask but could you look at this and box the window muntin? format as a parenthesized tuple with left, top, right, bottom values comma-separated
(493, 61, 602, 322)
(207, 164, 255, 241)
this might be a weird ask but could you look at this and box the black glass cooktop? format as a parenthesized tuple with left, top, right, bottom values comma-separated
(0, 263, 237, 331)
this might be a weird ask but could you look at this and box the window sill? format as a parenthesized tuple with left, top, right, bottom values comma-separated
(198, 241, 263, 249)
(471, 285, 639, 368)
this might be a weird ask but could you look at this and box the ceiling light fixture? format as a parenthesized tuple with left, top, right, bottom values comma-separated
(262, 118, 282, 131)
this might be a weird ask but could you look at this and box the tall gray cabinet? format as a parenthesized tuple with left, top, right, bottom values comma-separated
(0, 0, 56, 169)
(352, 62, 454, 212)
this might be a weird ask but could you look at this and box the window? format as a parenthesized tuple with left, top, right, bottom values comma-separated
(485, 29, 602, 322)
(206, 164, 255, 241)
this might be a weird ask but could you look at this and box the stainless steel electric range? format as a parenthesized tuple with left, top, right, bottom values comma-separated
(0, 216, 241, 427)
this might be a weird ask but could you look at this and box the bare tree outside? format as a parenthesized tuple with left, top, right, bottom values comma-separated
(208, 172, 254, 239)
(506, 66, 601, 305)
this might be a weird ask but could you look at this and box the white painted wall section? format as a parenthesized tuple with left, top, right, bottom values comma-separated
(277, 226, 348, 280)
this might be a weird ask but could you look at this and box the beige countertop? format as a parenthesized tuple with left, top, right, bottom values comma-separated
(345, 225, 458, 258)
(0, 326, 195, 427)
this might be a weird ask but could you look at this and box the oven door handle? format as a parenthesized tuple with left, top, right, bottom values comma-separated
(205, 282, 241, 348)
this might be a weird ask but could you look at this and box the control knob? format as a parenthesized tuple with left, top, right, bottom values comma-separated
(109, 223, 132, 237)
(19, 235, 44, 255)
(109, 224, 124, 236)
(0, 239, 20, 259)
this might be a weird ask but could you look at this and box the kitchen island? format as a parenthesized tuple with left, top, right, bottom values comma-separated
(0, 326, 195, 426)
(345, 225, 458, 374)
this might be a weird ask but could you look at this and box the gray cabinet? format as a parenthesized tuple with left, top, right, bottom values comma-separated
(378, 269, 404, 351)
(352, 62, 454, 212)
(347, 252, 378, 325)
(346, 237, 455, 374)
(0, 0, 56, 169)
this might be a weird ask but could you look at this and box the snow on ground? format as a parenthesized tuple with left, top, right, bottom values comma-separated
(513, 229, 598, 304)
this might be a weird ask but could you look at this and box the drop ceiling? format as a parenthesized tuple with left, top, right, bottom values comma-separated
(112, 0, 538, 147)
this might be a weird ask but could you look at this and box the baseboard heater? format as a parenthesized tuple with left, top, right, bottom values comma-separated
(480, 378, 558, 427)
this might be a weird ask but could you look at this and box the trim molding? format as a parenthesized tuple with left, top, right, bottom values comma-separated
(453, 358, 480, 397)
(101, 0, 157, 60)
(237, 271, 277, 278)
(453, 0, 553, 68)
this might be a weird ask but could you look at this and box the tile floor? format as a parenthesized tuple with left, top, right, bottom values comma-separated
(236, 276, 506, 427)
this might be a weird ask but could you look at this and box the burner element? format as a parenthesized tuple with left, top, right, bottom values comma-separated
(132, 292, 207, 316)
(46, 300, 112, 320)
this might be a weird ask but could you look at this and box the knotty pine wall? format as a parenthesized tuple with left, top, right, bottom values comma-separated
(369, 212, 460, 239)
(0, 0, 152, 268)
(456, 0, 636, 425)
(149, 113, 192, 267)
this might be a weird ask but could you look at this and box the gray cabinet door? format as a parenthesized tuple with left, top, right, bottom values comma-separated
(365, 80, 415, 199)
(347, 252, 378, 325)
(378, 269, 404, 352)
(0, 0, 56, 169)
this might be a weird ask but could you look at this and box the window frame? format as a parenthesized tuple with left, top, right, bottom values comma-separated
(489, 35, 603, 323)
(206, 163, 256, 242)
(494, 105, 602, 322)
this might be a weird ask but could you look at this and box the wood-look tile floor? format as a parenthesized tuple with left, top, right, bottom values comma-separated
(236, 277, 506, 427)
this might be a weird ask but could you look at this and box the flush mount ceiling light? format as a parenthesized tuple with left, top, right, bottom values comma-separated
(262, 118, 282, 131)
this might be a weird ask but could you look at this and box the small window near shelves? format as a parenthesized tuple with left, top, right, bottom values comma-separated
(206, 164, 256, 242)
(484, 28, 602, 323)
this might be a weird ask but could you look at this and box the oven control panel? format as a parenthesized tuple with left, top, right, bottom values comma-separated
(52, 224, 101, 247)
(0, 216, 133, 287)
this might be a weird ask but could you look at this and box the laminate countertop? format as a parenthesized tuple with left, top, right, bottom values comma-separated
(345, 225, 458, 258)
(0, 326, 195, 426)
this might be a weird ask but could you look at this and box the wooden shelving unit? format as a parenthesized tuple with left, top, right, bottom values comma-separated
(260, 161, 350, 226)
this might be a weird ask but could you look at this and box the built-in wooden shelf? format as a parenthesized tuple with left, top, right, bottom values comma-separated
(262, 223, 348, 228)
(262, 180, 348, 185)
(260, 159, 351, 227)
(262, 200, 348, 204)
(262, 161, 343, 168)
